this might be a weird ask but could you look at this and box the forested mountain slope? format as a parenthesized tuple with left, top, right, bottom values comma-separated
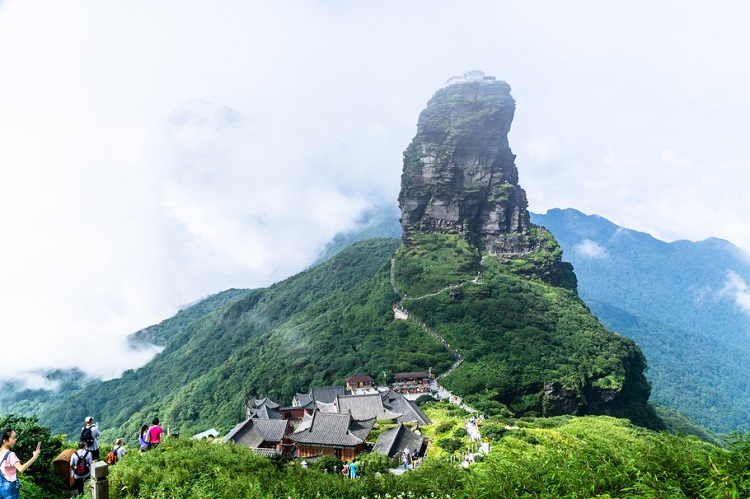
(532, 208, 750, 432)
(19, 75, 667, 443)
(36, 239, 457, 438)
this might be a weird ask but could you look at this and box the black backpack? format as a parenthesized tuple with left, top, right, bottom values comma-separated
(73, 451, 90, 476)
(80, 426, 95, 447)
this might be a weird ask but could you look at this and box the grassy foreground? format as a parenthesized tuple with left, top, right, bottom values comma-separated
(97, 409, 750, 498)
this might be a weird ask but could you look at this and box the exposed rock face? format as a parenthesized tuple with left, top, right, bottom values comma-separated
(542, 382, 619, 417)
(398, 71, 532, 255)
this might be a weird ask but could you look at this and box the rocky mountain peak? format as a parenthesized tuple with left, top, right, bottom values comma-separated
(398, 71, 532, 255)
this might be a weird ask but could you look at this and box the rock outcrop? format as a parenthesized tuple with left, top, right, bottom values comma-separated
(398, 71, 532, 255)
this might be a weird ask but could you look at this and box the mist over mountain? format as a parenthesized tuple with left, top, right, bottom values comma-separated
(0, 74, 663, 441)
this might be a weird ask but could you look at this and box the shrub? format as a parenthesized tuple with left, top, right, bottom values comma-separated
(436, 437, 464, 454)
(355, 452, 391, 475)
(414, 394, 436, 407)
(434, 420, 456, 434)
(309, 454, 341, 473)
(0, 414, 65, 498)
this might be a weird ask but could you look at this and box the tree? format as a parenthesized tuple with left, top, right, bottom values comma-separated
(0, 414, 66, 498)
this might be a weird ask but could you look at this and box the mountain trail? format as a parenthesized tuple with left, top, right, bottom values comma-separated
(389, 254, 477, 413)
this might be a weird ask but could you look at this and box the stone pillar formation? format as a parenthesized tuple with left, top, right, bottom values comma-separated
(398, 70, 533, 255)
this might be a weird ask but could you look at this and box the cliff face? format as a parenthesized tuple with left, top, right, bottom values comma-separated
(394, 73, 656, 426)
(398, 72, 532, 255)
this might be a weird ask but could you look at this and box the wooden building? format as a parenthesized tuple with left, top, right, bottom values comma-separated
(289, 411, 375, 461)
(345, 375, 375, 392)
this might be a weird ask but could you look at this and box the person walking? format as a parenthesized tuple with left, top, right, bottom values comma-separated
(80, 417, 101, 461)
(0, 428, 41, 499)
(69, 442, 92, 497)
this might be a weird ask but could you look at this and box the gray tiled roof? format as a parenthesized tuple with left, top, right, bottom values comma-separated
(293, 393, 314, 407)
(349, 418, 376, 442)
(337, 393, 402, 421)
(289, 412, 375, 447)
(192, 428, 219, 439)
(402, 400, 431, 426)
(380, 389, 432, 425)
(312, 386, 345, 404)
(372, 424, 425, 458)
(249, 405, 282, 420)
(222, 419, 251, 443)
(251, 419, 289, 441)
(250, 397, 280, 409)
(221, 418, 288, 447)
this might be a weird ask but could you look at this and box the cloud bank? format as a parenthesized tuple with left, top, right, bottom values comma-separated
(1, 0, 749, 383)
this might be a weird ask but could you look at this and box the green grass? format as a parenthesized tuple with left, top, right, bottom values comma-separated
(98, 413, 750, 499)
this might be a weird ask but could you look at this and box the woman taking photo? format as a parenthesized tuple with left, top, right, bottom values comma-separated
(0, 428, 41, 499)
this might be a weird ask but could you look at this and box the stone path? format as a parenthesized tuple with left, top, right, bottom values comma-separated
(389, 255, 476, 414)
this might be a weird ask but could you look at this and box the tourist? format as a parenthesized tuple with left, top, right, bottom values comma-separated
(147, 418, 164, 448)
(70, 441, 92, 497)
(0, 428, 41, 499)
(138, 425, 150, 452)
(107, 438, 126, 464)
(402, 448, 411, 469)
(80, 417, 101, 461)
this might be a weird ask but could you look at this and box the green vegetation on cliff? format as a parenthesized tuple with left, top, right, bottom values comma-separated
(23, 225, 658, 443)
(395, 231, 655, 426)
(532, 207, 750, 433)
(35, 239, 456, 440)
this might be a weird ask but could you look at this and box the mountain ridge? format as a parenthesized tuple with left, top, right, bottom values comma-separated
(532, 207, 750, 432)
(4, 75, 664, 440)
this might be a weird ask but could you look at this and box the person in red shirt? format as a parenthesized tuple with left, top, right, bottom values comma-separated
(147, 418, 164, 447)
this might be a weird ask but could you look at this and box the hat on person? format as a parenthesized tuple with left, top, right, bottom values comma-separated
(86, 416, 94, 423)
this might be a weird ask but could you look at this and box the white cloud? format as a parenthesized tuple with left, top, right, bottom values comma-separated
(719, 271, 750, 313)
(1, 0, 750, 383)
(574, 240, 609, 259)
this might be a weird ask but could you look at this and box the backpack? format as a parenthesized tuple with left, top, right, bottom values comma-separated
(80, 426, 95, 447)
(106, 446, 119, 465)
(73, 451, 90, 476)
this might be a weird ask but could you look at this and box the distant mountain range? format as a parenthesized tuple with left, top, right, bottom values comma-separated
(531, 208, 750, 433)
(4, 73, 746, 443)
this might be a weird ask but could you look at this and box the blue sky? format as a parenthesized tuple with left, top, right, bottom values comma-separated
(1, 1, 749, 386)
